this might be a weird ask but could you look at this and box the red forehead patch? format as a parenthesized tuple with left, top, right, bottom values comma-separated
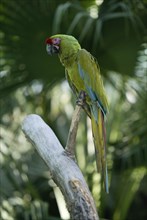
(45, 38, 52, 44)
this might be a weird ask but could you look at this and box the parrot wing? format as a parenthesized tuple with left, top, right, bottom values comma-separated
(77, 49, 108, 117)
(77, 49, 109, 193)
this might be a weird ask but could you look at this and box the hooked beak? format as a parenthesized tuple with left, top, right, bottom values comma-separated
(46, 44, 60, 55)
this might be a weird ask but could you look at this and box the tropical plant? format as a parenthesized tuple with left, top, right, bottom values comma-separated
(0, 0, 147, 219)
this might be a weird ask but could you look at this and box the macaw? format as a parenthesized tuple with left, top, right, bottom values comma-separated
(45, 34, 109, 193)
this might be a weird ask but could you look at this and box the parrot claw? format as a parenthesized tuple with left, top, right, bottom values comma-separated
(76, 91, 86, 107)
(76, 91, 91, 118)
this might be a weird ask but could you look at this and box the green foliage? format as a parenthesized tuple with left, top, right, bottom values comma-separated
(0, 0, 147, 220)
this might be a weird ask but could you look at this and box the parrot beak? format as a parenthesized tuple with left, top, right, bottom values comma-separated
(46, 44, 60, 55)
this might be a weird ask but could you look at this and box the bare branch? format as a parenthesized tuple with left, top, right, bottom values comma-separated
(65, 90, 88, 158)
(22, 114, 99, 220)
(65, 105, 82, 156)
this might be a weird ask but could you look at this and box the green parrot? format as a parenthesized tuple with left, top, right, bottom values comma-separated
(45, 34, 109, 193)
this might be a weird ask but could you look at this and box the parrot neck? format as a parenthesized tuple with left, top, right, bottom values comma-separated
(58, 41, 81, 67)
(59, 51, 78, 67)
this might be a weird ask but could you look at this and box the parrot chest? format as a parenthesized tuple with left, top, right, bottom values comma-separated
(66, 63, 91, 105)
(60, 52, 85, 90)
(67, 63, 85, 92)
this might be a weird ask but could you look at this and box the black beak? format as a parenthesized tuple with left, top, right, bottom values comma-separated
(46, 44, 59, 55)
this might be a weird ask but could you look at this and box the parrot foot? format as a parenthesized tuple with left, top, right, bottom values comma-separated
(76, 91, 86, 107)
(76, 91, 91, 117)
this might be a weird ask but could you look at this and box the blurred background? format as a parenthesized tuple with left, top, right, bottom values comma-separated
(0, 0, 147, 219)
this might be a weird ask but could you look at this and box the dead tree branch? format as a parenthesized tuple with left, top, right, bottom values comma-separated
(22, 114, 99, 220)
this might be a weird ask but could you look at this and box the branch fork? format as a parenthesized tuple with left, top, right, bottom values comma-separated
(22, 91, 99, 220)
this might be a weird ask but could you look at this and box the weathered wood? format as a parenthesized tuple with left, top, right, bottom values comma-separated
(65, 104, 82, 157)
(22, 114, 99, 220)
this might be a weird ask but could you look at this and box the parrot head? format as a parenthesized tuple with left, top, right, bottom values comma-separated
(45, 34, 81, 56)
(45, 37, 61, 55)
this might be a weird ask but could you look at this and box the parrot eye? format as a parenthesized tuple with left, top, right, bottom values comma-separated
(45, 37, 61, 46)
(52, 38, 61, 45)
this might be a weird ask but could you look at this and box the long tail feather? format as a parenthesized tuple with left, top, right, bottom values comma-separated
(91, 108, 109, 193)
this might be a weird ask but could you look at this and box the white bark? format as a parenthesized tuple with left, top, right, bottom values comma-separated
(22, 114, 99, 220)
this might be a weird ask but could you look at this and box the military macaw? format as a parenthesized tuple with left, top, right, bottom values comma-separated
(45, 34, 109, 193)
